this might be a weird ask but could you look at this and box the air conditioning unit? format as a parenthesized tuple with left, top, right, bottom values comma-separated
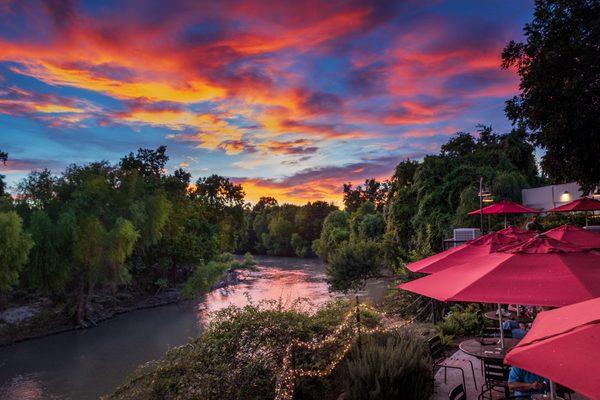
(453, 228, 482, 243)
(584, 225, 600, 234)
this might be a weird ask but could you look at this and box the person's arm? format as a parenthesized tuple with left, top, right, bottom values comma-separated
(508, 380, 545, 392)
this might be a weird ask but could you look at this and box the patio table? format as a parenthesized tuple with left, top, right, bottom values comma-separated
(459, 338, 520, 360)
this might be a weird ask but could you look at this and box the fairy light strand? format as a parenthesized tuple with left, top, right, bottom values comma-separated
(273, 302, 425, 400)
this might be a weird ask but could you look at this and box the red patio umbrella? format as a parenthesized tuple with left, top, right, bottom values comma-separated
(400, 235, 600, 348)
(400, 235, 600, 307)
(468, 200, 540, 228)
(505, 297, 600, 400)
(406, 228, 535, 274)
(544, 224, 600, 249)
(548, 196, 600, 226)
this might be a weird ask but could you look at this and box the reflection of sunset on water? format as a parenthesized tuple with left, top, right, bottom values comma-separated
(199, 266, 335, 320)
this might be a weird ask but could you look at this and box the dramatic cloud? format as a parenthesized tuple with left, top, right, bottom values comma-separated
(0, 0, 532, 204)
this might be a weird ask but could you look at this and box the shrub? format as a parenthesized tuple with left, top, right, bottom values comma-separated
(435, 304, 480, 341)
(181, 260, 228, 299)
(343, 329, 433, 400)
(108, 299, 382, 400)
(230, 252, 258, 270)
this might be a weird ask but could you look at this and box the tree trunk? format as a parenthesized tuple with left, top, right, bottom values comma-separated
(75, 275, 88, 326)
(110, 263, 118, 295)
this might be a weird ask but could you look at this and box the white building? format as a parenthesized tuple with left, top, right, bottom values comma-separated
(522, 182, 583, 211)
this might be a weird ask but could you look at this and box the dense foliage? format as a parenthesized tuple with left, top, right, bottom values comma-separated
(246, 197, 337, 257)
(383, 127, 541, 272)
(108, 300, 383, 400)
(316, 127, 541, 286)
(0, 147, 338, 326)
(502, 0, 600, 191)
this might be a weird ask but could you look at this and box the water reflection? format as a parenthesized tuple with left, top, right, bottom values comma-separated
(0, 257, 387, 400)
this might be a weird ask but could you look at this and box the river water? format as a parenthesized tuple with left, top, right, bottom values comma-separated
(0, 257, 388, 400)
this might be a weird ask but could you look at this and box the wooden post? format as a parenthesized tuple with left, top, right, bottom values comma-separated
(355, 292, 361, 350)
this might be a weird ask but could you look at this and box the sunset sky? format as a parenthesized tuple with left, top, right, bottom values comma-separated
(0, 0, 533, 204)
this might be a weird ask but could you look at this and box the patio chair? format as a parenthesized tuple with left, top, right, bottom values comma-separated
(477, 358, 510, 400)
(428, 335, 477, 391)
(449, 384, 467, 400)
(476, 310, 499, 339)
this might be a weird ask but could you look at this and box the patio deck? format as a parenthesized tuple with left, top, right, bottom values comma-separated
(432, 349, 588, 400)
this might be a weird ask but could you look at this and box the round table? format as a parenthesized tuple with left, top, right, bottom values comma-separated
(459, 338, 521, 360)
(484, 310, 532, 323)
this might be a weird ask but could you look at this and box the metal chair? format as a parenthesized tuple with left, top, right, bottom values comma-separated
(449, 384, 467, 400)
(477, 358, 510, 400)
(428, 336, 477, 391)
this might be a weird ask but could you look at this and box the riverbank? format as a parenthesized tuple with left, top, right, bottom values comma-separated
(0, 269, 242, 347)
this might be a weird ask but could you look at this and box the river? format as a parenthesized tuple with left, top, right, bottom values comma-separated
(0, 257, 389, 400)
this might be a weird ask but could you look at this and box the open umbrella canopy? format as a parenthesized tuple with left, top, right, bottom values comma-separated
(544, 224, 600, 249)
(399, 235, 600, 307)
(406, 227, 535, 274)
(468, 200, 541, 215)
(548, 196, 600, 212)
(505, 297, 600, 400)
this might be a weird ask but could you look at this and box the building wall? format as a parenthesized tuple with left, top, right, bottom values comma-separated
(522, 182, 583, 211)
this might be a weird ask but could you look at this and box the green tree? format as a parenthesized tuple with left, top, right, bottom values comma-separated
(343, 179, 389, 213)
(313, 210, 350, 263)
(326, 241, 382, 293)
(194, 175, 245, 210)
(105, 218, 139, 293)
(0, 211, 33, 292)
(502, 0, 600, 190)
(264, 213, 294, 256)
(73, 215, 106, 325)
(25, 210, 73, 294)
(16, 169, 57, 210)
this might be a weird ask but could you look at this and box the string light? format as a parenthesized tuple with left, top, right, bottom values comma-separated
(273, 303, 423, 400)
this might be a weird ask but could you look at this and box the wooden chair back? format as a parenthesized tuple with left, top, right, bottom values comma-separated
(427, 335, 445, 362)
(482, 358, 510, 384)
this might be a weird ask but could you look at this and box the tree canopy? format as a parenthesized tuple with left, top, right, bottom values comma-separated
(502, 0, 600, 191)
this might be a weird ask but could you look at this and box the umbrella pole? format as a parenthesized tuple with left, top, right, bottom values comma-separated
(504, 214, 507, 228)
(586, 211, 588, 227)
(549, 379, 557, 400)
(497, 303, 504, 349)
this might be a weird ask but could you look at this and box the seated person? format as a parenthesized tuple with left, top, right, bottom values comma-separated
(502, 319, 520, 330)
(511, 323, 529, 340)
(508, 366, 549, 397)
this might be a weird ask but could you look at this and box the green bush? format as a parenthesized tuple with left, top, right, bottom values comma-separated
(435, 304, 480, 341)
(343, 329, 433, 400)
(181, 260, 228, 299)
(108, 299, 383, 400)
(230, 252, 258, 270)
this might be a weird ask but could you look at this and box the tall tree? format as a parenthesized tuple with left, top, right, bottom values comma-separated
(502, 0, 600, 191)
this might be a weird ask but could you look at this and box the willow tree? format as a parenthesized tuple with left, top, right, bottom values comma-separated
(73, 216, 106, 325)
(25, 210, 73, 295)
(105, 218, 139, 293)
(0, 211, 33, 293)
